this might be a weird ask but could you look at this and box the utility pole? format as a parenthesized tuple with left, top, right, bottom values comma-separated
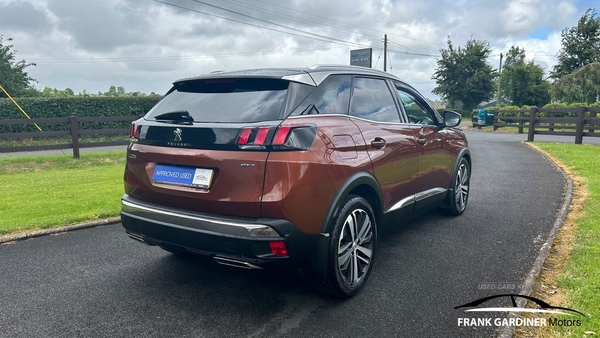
(383, 34, 388, 72)
(496, 53, 503, 105)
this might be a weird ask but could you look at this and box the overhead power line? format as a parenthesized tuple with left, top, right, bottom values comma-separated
(250, 0, 442, 49)
(155, 0, 353, 47)
(220, 0, 385, 43)
(178, 0, 377, 49)
(26, 45, 346, 63)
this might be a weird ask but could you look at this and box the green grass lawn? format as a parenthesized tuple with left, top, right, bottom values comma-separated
(0, 134, 129, 147)
(0, 151, 126, 235)
(533, 143, 600, 336)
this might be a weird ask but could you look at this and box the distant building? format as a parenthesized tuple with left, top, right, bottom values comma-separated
(478, 99, 511, 109)
(427, 99, 446, 110)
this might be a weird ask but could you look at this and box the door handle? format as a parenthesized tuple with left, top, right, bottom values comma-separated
(371, 137, 386, 148)
(417, 138, 427, 145)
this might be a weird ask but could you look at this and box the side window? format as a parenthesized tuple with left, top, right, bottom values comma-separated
(350, 78, 401, 123)
(396, 88, 436, 125)
(290, 75, 351, 115)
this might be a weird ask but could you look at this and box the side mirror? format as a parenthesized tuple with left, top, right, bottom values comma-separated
(443, 110, 462, 127)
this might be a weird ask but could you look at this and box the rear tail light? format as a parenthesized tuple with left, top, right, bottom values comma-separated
(235, 125, 316, 150)
(272, 126, 292, 145)
(237, 128, 252, 145)
(129, 122, 139, 139)
(270, 241, 288, 257)
(254, 127, 270, 145)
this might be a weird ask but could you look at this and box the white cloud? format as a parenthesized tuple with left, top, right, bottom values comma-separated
(0, 0, 592, 98)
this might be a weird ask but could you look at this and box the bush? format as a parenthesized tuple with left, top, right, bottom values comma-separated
(0, 96, 161, 133)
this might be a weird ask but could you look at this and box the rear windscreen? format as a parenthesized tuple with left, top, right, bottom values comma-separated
(146, 78, 290, 123)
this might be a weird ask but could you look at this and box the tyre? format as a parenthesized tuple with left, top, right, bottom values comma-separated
(311, 196, 377, 298)
(440, 157, 470, 216)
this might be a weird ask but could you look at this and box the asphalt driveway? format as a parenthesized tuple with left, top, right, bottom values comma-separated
(0, 130, 567, 337)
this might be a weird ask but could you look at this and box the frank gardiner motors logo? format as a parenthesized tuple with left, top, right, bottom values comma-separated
(455, 294, 586, 327)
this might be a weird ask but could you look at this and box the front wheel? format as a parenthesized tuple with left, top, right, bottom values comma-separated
(311, 196, 377, 298)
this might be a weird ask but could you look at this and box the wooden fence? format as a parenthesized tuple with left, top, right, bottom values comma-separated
(471, 107, 600, 144)
(0, 115, 139, 158)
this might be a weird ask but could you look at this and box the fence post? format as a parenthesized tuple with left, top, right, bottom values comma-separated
(70, 116, 80, 159)
(527, 107, 537, 142)
(493, 110, 498, 131)
(575, 106, 585, 145)
(549, 112, 555, 132)
(518, 111, 524, 134)
(590, 111, 596, 135)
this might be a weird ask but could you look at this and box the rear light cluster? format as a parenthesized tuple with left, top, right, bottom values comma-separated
(129, 122, 139, 139)
(236, 125, 316, 150)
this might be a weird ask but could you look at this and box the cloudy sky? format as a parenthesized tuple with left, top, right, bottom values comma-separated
(0, 0, 597, 99)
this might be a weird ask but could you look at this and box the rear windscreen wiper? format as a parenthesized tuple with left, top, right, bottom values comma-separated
(153, 110, 194, 125)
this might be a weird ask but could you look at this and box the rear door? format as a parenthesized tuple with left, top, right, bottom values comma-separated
(124, 78, 309, 218)
(347, 77, 419, 218)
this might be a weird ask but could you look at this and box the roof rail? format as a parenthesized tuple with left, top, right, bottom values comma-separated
(308, 64, 372, 70)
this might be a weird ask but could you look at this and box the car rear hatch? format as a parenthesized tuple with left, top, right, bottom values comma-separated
(124, 76, 315, 218)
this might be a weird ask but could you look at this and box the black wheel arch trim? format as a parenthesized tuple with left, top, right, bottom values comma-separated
(319, 171, 383, 234)
(446, 147, 471, 201)
(306, 171, 382, 282)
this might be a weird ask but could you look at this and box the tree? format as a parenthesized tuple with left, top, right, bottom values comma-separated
(552, 62, 600, 103)
(0, 36, 37, 98)
(40, 86, 77, 97)
(551, 8, 600, 80)
(432, 38, 496, 111)
(500, 46, 551, 106)
(107, 86, 117, 97)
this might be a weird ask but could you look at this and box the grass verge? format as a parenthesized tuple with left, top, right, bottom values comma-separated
(0, 134, 129, 147)
(517, 143, 600, 337)
(0, 151, 126, 236)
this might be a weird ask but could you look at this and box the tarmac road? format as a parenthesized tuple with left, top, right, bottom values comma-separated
(0, 130, 568, 337)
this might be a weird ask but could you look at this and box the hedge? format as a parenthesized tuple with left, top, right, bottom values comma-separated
(475, 102, 600, 120)
(0, 96, 162, 133)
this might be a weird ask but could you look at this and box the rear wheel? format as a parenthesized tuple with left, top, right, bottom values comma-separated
(311, 196, 377, 298)
(440, 157, 470, 216)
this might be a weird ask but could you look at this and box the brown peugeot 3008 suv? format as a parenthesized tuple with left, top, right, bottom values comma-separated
(121, 65, 470, 298)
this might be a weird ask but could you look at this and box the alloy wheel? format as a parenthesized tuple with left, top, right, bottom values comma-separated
(454, 162, 470, 212)
(337, 208, 373, 286)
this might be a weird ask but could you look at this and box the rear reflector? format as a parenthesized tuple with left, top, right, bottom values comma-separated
(270, 241, 288, 257)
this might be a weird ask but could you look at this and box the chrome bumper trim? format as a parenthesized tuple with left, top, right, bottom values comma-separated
(121, 195, 282, 239)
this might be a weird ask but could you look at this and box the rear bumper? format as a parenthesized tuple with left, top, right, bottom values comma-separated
(120, 194, 317, 267)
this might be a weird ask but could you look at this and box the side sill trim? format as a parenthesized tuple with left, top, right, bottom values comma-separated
(385, 187, 448, 213)
(415, 187, 448, 202)
(385, 196, 415, 213)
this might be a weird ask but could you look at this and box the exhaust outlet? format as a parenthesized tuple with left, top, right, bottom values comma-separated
(127, 232, 145, 243)
(213, 256, 263, 270)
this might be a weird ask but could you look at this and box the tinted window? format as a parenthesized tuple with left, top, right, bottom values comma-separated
(396, 89, 436, 125)
(290, 75, 351, 116)
(146, 78, 289, 123)
(350, 78, 401, 123)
